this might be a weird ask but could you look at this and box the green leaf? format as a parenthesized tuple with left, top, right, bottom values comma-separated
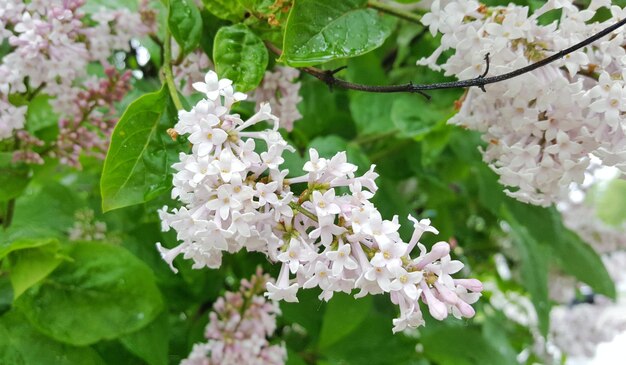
(8, 242, 63, 299)
(0, 311, 105, 365)
(280, 289, 326, 345)
(318, 293, 372, 349)
(550, 217, 616, 299)
(282, 0, 395, 66)
(0, 276, 12, 316)
(213, 24, 269, 92)
(502, 206, 550, 337)
(202, 0, 246, 22)
(141, 35, 163, 68)
(286, 348, 309, 365)
(199, 10, 228, 58)
(120, 311, 169, 365)
(93, 340, 146, 365)
(15, 242, 163, 346)
(169, 0, 203, 54)
(26, 94, 58, 133)
(0, 237, 58, 260)
(420, 123, 453, 166)
(372, 139, 420, 180)
(320, 303, 418, 365)
(11, 182, 81, 235)
(505, 201, 616, 299)
(391, 94, 455, 139)
(237, 0, 275, 12)
(293, 77, 356, 141)
(349, 93, 396, 135)
(0, 153, 30, 202)
(422, 326, 517, 365)
(474, 163, 506, 215)
(345, 51, 387, 84)
(308, 135, 349, 159)
(101, 86, 183, 212)
(482, 314, 524, 363)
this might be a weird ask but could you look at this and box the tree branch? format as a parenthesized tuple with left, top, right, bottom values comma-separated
(267, 17, 626, 95)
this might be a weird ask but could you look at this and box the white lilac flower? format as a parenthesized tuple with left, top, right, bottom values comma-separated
(0, 98, 26, 139)
(326, 243, 358, 276)
(418, 0, 626, 206)
(252, 66, 303, 131)
(158, 71, 483, 332)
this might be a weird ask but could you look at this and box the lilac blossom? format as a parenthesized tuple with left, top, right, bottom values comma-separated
(418, 0, 626, 206)
(158, 71, 483, 332)
(0, 0, 149, 167)
(252, 66, 302, 131)
(181, 270, 286, 365)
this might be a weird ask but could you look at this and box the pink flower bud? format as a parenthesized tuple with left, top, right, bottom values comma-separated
(454, 278, 484, 292)
(456, 300, 476, 318)
(421, 282, 448, 320)
(434, 281, 459, 305)
(415, 241, 450, 270)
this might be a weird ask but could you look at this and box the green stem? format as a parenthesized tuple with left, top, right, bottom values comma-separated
(369, 139, 412, 161)
(163, 31, 185, 111)
(367, 0, 423, 23)
(353, 129, 399, 145)
(289, 202, 318, 222)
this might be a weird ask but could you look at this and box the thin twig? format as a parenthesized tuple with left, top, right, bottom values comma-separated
(268, 17, 626, 95)
(266, 41, 428, 99)
(367, 0, 423, 24)
(27, 82, 46, 101)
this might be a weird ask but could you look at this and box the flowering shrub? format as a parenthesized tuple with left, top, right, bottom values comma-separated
(0, 0, 625, 364)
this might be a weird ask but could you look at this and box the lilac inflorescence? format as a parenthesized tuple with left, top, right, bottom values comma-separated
(157, 71, 483, 332)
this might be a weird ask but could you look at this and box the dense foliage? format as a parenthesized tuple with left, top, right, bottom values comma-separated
(1, 0, 626, 364)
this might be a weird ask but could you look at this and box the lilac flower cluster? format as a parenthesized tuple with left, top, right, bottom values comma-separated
(550, 297, 626, 358)
(157, 71, 483, 332)
(172, 44, 214, 95)
(181, 270, 286, 365)
(52, 66, 132, 167)
(253, 66, 302, 131)
(419, 0, 626, 206)
(68, 208, 107, 242)
(0, 0, 148, 166)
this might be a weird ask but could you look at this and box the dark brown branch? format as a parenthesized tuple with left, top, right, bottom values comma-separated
(268, 17, 626, 95)
(265, 43, 431, 99)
